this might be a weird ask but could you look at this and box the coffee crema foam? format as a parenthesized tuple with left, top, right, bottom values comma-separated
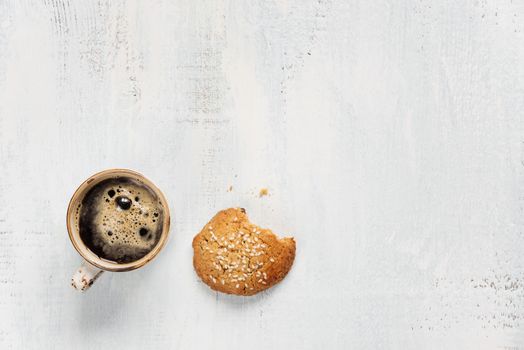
(77, 177, 164, 264)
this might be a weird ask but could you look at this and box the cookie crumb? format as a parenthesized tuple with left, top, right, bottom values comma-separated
(259, 188, 269, 197)
(227, 185, 233, 192)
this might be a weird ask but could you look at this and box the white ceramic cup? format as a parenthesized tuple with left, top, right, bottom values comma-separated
(67, 169, 170, 291)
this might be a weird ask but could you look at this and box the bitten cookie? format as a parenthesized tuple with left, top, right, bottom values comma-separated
(192, 208, 296, 296)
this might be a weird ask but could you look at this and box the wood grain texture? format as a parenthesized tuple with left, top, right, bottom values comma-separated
(0, 0, 523, 349)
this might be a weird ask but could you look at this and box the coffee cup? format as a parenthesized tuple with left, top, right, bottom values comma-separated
(67, 169, 170, 291)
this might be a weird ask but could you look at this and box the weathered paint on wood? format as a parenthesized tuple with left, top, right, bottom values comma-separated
(0, 1, 523, 349)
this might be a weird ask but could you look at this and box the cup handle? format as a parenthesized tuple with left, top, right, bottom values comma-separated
(71, 261, 104, 291)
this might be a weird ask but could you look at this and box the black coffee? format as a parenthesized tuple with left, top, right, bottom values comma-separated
(78, 177, 165, 264)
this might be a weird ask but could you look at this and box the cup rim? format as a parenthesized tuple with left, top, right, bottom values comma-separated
(67, 169, 170, 272)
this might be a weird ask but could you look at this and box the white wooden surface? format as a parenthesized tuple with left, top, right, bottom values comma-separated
(0, 1, 523, 349)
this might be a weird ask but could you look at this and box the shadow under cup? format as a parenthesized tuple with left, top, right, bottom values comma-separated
(67, 169, 170, 272)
